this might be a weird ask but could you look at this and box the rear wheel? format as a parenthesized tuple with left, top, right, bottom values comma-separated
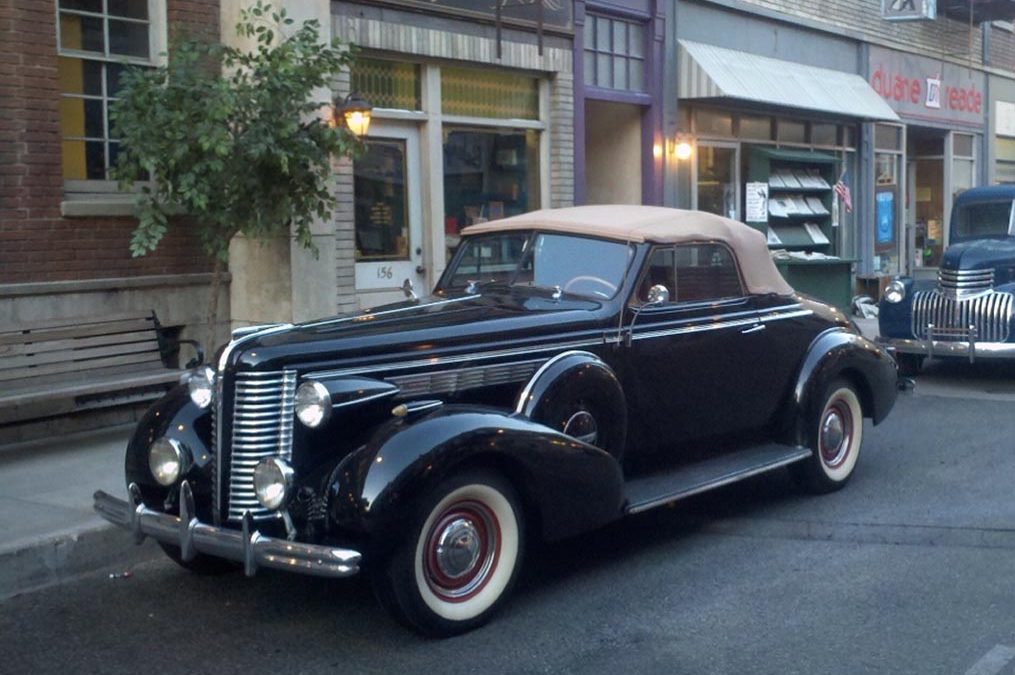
(372, 470, 524, 637)
(791, 379, 864, 494)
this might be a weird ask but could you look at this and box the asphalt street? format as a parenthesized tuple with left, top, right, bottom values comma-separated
(2, 365, 1015, 674)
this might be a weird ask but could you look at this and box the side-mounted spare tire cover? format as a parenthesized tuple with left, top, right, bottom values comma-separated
(515, 351, 627, 461)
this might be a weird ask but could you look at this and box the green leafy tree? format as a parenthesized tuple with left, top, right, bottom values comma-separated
(111, 1, 360, 347)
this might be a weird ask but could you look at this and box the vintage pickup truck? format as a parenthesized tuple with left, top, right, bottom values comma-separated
(879, 185, 1015, 373)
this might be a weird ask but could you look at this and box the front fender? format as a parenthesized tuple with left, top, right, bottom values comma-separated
(125, 385, 215, 517)
(784, 328, 898, 443)
(327, 405, 624, 553)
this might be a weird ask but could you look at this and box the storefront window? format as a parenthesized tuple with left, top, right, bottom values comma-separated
(693, 109, 732, 137)
(875, 124, 902, 151)
(996, 137, 1015, 183)
(739, 115, 771, 140)
(443, 128, 540, 251)
(776, 119, 806, 144)
(353, 140, 410, 262)
(442, 67, 538, 119)
(350, 57, 421, 111)
(811, 123, 837, 147)
(696, 145, 737, 219)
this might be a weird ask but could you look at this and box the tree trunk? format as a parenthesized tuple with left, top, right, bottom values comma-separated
(206, 255, 223, 355)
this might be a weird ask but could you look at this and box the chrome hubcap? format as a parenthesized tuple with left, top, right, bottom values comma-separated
(563, 409, 598, 445)
(435, 518, 482, 580)
(820, 400, 852, 468)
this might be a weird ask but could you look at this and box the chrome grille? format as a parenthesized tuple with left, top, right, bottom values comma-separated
(938, 268, 994, 300)
(386, 359, 544, 398)
(225, 370, 297, 522)
(911, 290, 1014, 342)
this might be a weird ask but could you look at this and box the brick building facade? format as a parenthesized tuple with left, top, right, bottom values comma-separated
(1, 0, 224, 343)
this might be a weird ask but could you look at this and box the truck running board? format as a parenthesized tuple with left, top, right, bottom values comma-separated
(623, 443, 812, 515)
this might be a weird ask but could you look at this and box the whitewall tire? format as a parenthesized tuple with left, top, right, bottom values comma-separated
(792, 379, 864, 493)
(373, 470, 524, 637)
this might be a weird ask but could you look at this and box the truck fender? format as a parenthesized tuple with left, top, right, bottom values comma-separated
(327, 405, 625, 555)
(514, 350, 627, 461)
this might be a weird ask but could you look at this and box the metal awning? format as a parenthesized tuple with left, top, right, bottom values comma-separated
(678, 40, 900, 122)
(941, 0, 1015, 23)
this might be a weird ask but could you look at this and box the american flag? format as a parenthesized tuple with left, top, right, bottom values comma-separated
(834, 169, 853, 214)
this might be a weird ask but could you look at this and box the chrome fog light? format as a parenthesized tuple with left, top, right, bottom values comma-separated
(253, 458, 294, 510)
(187, 365, 216, 409)
(149, 437, 191, 486)
(884, 279, 906, 304)
(295, 381, 331, 428)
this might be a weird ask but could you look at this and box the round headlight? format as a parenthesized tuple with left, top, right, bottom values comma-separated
(148, 437, 191, 487)
(884, 279, 906, 304)
(187, 365, 216, 409)
(295, 381, 331, 428)
(253, 458, 294, 510)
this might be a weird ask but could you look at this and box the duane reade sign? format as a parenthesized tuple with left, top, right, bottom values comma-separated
(882, 0, 937, 21)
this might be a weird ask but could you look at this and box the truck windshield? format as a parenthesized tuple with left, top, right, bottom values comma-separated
(953, 200, 1012, 240)
(443, 231, 633, 299)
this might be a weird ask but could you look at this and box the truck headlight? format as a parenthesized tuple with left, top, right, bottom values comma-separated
(187, 365, 216, 409)
(884, 279, 906, 304)
(253, 458, 294, 510)
(149, 438, 191, 486)
(295, 381, 331, 428)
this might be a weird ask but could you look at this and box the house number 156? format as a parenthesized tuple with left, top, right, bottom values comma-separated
(376, 266, 393, 280)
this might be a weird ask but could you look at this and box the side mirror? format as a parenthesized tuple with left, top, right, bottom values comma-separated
(646, 284, 670, 305)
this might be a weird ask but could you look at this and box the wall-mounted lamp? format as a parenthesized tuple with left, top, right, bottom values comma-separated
(674, 139, 693, 161)
(330, 92, 373, 137)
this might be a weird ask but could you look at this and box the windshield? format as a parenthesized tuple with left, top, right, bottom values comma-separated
(442, 232, 634, 299)
(952, 200, 1013, 240)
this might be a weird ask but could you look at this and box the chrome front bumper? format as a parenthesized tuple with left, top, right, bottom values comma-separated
(878, 335, 1015, 362)
(93, 480, 361, 578)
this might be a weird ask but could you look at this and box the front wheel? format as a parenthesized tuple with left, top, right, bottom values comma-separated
(372, 470, 525, 637)
(791, 379, 864, 494)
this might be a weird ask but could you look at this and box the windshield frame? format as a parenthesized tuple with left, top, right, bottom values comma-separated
(951, 198, 1015, 242)
(439, 230, 637, 300)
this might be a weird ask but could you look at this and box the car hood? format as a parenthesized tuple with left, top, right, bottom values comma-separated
(941, 237, 1015, 271)
(223, 289, 612, 373)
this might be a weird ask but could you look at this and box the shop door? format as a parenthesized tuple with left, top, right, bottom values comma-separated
(693, 142, 739, 220)
(353, 123, 425, 307)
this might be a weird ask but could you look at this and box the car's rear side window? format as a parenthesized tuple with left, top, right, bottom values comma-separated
(639, 243, 744, 303)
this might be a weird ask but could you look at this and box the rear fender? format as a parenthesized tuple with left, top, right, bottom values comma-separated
(783, 328, 898, 444)
(327, 405, 624, 554)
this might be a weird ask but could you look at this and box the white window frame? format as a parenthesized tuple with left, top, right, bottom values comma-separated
(56, 0, 167, 215)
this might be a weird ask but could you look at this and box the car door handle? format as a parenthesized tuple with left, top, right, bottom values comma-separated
(741, 323, 766, 335)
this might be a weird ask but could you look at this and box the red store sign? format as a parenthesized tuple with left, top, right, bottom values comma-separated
(868, 46, 985, 128)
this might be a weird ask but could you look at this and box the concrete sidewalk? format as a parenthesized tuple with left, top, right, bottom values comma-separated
(0, 316, 882, 601)
(0, 425, 158, 600)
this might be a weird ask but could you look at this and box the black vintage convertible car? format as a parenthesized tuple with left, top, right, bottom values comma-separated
(95, 205, 898, 636)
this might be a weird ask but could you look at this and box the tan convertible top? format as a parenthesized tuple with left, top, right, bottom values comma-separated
(462, 205, 794, 296)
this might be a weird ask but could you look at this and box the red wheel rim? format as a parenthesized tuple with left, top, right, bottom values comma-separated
(423, 499, 501, 602)
(819, 397, 853, 469)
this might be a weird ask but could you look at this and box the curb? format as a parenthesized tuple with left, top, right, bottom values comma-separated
(0, 520, 161, 601)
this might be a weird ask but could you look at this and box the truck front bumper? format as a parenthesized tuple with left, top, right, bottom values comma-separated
(94, 480, 361, 578)
(878, 336, 1015, 362)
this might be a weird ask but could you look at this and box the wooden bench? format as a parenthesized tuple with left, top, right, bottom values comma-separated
(0, 312, 199, 426)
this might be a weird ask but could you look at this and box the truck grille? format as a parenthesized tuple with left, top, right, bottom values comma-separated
(938, 268, 994, 300)
(911, 290, 1014, 342)
(214, 370, 297, 522)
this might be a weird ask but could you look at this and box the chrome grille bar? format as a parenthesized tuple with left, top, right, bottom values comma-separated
(938, 268, 994, 300)
(912, 290, 1013, 342)
(224, 370, 297, 522)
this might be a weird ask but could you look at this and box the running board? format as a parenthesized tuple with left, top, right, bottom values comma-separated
(624, 443, 812, 515)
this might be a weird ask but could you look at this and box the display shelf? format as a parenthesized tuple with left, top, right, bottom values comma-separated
(747, 147, 838, 255)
